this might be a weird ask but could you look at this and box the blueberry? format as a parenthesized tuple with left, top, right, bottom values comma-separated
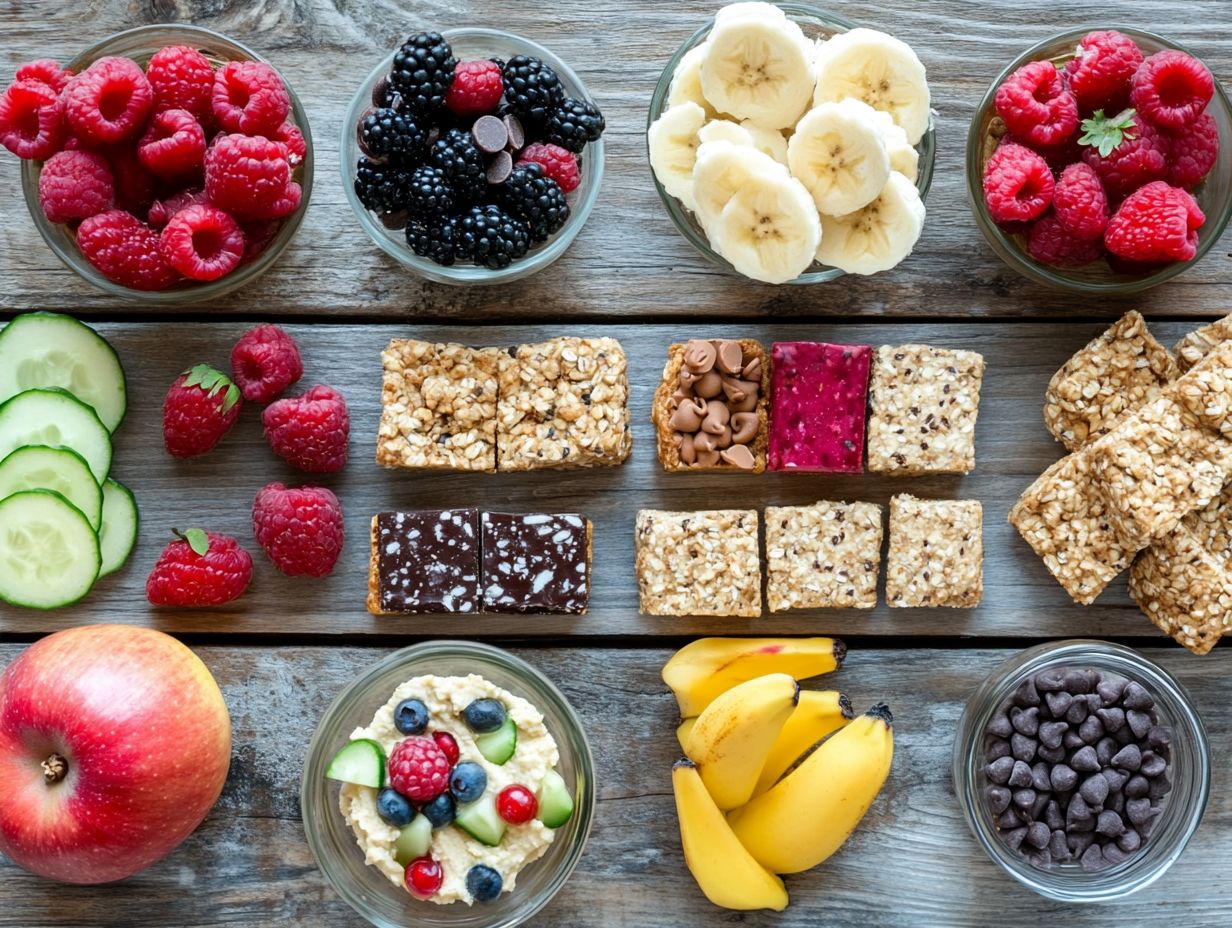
(376, 788, 415, 827)
(394, 698, 429, 735)
(421, 792, 456, 828)
(466, 864, 503, 902)
(450, 761, 487, 803)
(463, 698, 507, 733)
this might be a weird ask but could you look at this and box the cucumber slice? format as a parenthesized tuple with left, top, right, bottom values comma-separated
(0, 313, 127, 432)
(0, 489, 101, 610)
(325, 739, 386, 789)
(98, 478, 138, 577)
(393, 815, 433, 866)
(475, 715, 518, 765)
(0, 445, 102, 530)
(536, 769, 575, 828)
(454, 793, 507, 847)
(0, 390, 111, 483)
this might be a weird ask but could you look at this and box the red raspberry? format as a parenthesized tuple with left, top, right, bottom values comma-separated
(162, 363, 242, 456)
(251, 482, 344, 578)
(1130, 50, 1214, 130)
(982, 141, 1054, 224)
(103, 143, 159, 212)
(432, 732, 460, 766)
(994, 60, 1079, 149)
(1165, 112, 1219, 188)
(264, 179, 303, 219)
(0, 79, 65, 160)
(271, 121, 306, 166)
(211, 60, 290, 136)
(241, 218, 281, 261)
(62, 57, 152, 145)
(1064, 31, 1143, 114)
(405, 857, 444, 899)
(1026, 213, 1105, 267)
(138, 108, 206, 179)
(146, 528, 253, 607)
(148, 187, 207, 227)
(387, 736, 451, 802)
(1052, 163, 1109, 241)
(1028, 132, 1084, 173)
(1105, 180, 1204, 263)
(444, 60, 504, 117)
(230, 323, 303, 403)
(16, 59, 73, 94)
(517, 142, 580, 193)
(1080, 110, 1168, 200)
(262, 385, 350, 473)
(77, 209, 180, 291)
(496, 785, 538, 824)
(38, 150, 113, 223)
(204, 133, 292, 219)
(160, 204, 245, 281)
(146, 45, 215, 124)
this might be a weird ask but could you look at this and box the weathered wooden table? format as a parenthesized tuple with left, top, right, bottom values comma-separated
(2, 1, 1231, 926)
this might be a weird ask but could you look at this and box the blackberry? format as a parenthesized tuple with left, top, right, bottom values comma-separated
(544, 98, 605, 153)
(501, 55, 565, 124)
(359, 107, 428, 163)
(354, 157, 412, 213)
(499, 163, 569, 242)
(458, 204, 530, 269)
(390, 32, 456, 113)
(407, 165, 455, 217)
(428, 128, 487, 202)
(407, 214, 463, 266)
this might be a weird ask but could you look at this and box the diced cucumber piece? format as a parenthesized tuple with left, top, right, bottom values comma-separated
(536, 769, 575, 828)
(454, 793, 507, 847)
(475, 715, 518, 765)
(0, 312, 127, 432)
(98, 478, 138, 577)
(393, 815, 433, 866)
(0, 489, 101, 610)
(0, 389, 111, 483)
(0, 445, 102, 530)
(325, 739, 386, 789)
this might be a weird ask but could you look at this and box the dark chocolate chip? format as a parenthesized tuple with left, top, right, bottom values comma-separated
(1008, 760, 1034, 788)
(1066, 793, 1093, 824)
(1028, 848, 1052, 869)
(1148, 725, 1173, 751)
(1068, 831, 1095, 856)
(1065, 699, 1089, 724)
(1126, 709, 1153, 740)
(472, 114, 509, 154)
(1117, 829, 1141, 853)
(1044, 691, 1073, 717)
(1126, 797, 1152, 826)
(1124, 774, 1149, 798)
(1037, 744, 1066, 763)
(1097, 679, 1126, 707)
(1080, 843, 1104, 870)
(1034, 668, 1066, 693)
(1102, 842, 1130, 865)
(986, 711, 1013, 738)
(1026, 821, 1051, 849)
(1050, 829, 1071, 860)
(1140, 750, 1167, 778)
(1011, 706, 1041, 736)
(1031, 792, 1050, 820)
(378, 209, 409, 230)
(1013, 788, 1037, 812)
(1095, 707, 1125, 733)
(998, 807, 1023, 829)
(1044, 800, 1064, 830)
(1096, 736, 1119, 767)
(1078, 715, 1104, 744)
(1015, 677, 1043, 706)
(1112, 723, 1133, 746)
(1106, 790, 1125, 815)
(1031, 762, 1052, 792)
(1039, 721, 1068, 749)
(1110, 743, 1141, 771)
(1004, 826, 1028, 852)
(987, 785, 1011, 814)
(1062, 668, 1093, 694)
(1050, 763, 1078, 792)
(485, 149, 513, 184)
(1063, 729, 1087, 750)
(1071, 745, 1100, 772)
(1079, 773, 1109, 807)
(1096, 810, 1124, 837)
(1122, 681, 1154, 711)
(1148, 775, 1172, 801)
(503, 114, 525, 151)
(1011, 733, 1038, 762)
(985, 736, 1011, 760)
(1101, 768, 1128, 792)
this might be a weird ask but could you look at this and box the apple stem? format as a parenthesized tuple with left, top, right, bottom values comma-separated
(41, 753, 68, 785)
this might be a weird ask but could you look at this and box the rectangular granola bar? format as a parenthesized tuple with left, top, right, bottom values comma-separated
(367, 510, 481, 615)
(886, 495, 983, 607)
(765, 501, 882, 611)
(1175, 313, 1232, 373)
(635, 509, 761, 617)
(1129, 526, 1231, 655)
(1173, 339, 1232, 438)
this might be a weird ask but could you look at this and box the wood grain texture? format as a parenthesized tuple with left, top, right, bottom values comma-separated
(0, 0, 1229, 320)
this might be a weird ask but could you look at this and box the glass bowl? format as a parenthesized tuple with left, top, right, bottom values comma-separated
(18, 24, 314, 305)
(966, 26, 1232, 294)
(952, 640, 1209, 902)
(646, 2, 937, 285)
(341, 29, 604, 286)
(301, 641, 596, 928)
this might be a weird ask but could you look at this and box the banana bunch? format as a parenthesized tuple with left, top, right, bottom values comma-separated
(663, 636, 894, 911)
(648, 2, 929, 283)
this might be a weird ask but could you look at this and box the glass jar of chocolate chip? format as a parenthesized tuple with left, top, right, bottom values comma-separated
(952, 640, 1210, 902)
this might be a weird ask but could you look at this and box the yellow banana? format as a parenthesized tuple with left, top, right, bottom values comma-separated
(672, 759, 789, 912)
(662, 637, 845, 717)
(676, 717, 697, 753)
(729, 704, 893, 874)
(752, 690, 853, 797)
(685, 673, 799, 810)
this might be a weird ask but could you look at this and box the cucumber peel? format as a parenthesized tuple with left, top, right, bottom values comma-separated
(326, 739, 387, 789)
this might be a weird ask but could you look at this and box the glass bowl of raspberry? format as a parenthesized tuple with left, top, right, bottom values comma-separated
(11, 24, 313, 303)
(341, 29, 604, 285)
(967, 27, 1232, 293)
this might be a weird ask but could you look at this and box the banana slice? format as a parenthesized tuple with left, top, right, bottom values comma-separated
(813, 28, 930, 145)
(700, 15, 815, 129)
(787, 99, 890, 217)
(668, 44, 719, 119)
(648, 101, 708, 211)
(698, 119, 755, 147)
(871, 109, 919, 182)
(712, 171, 821, 284)
(815, 171, 924, 276)
(714, 1, 788, 25)
(740, 119, 789, 164)
(692, 139, 787, 232)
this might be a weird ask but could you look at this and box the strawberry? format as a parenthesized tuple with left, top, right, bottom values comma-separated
(162, 363, 242, 457)
(146, 528, 253, 606)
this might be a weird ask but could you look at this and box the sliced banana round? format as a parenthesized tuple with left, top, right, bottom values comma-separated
(712, 171, 821, 284)
(714, 1, 788, 26)
(787, 99, 891, 217)
(668, 44, 719, 119)
(813, 28, 930, 145)
(692, 139, 787, 232)
(648, 101, 708, 211)
(870, 109, 919, 182)
(698, 119, 755, 147)
(740, 119, 789, 164)
(816, 171, 925, 276)
(700, 14, 815, 129)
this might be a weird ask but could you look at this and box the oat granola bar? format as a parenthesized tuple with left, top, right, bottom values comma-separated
(765, 501, 882, 611)
(1173, 339, 1232, 438)
(635, 509, 761, 617)
(886, 495, 983, 608)
(1175, 313, 1232, 373)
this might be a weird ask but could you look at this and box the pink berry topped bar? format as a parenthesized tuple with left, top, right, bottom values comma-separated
(768, 342, 872, 473)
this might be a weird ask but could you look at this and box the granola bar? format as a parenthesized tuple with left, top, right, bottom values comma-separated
(480, 512, 592, 614)
(635, 509, 761, 617)
(886, 495, 983, 608)
(368, 510, 481, 615)
(765, 501, 882, 611)
(1129, 526, 1231, 655)
(1175, 313, 1232, 373)
(1173, 339, 1232, 438)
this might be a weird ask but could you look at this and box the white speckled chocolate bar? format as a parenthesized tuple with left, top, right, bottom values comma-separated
(480, 512, 592, 614)
(367, 510, 480, 615)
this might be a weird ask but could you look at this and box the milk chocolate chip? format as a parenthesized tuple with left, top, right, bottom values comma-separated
(667, 339, 761, 468)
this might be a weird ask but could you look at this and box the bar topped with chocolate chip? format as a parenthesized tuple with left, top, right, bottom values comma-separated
(367, 509, 481, 615)
(481, 512, 592, 614)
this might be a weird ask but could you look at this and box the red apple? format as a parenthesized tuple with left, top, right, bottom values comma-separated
(0, 624, 231, 883)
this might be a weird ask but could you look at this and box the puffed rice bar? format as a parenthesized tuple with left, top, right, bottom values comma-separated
(1175, 313, 1232, 373)
(635, 509, 761, 617)
(765, 501, 883, 611)
(886, 495, 983, 608)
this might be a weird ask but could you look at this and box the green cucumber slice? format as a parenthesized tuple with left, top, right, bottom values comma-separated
(0, 312, 127, 432)
(475, 715, 518, 766)
(537, 769, 575, 828)
(325, 739, 386, 788)
(0, 489, 101, 610)
(0, 445, 102, 530)
(393, 815, 433, 866)
(0, 390, 112, 483)
(454, 793, 507, 847)
(98, 478, 138, 577)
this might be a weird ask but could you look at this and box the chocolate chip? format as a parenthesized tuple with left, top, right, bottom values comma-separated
(1068, 831, 1095, 856)
(1062, 668, 1093, 694)
(1065, 699, 1089, 724)
(1013, 788, 1037, 811)
(1031, 792, 1050, 820)
(1030, 762, 1052, 792)
(485, 149, 513, 184)
(1106, 790, 1125, 815)
(987, 785, 1011, 814)
(1063, 729, 1086, 750)
(1079, 773, 1109, 807)
(1148, 775, 1172, 801)
(1004, 826, 1028, 852)
(1026, 821, 1051, 849)
(1071, 745, 1100, 772)
(1028, 848, 1052, 869)
(1096, 736, 1119, 767)
(1097, 679, 1126, 707)
(1148, 725, 1173, 751)
(1014, 677, 1042, 706)
(1050, 829, 1071, 860)
(1117, 829, 1142, 853)
(1096, 810, 1124, 837)
(998, 807, 1023, 829)
(1033, 668, 1066, 693)
(1078, 715, 1104, 744)
(1039, 720, 1067, 749)
(1101, 768, 1128, 792)
(1140, 750, 1166, 778)
(1008, 759, 1034, 788)
(1095, 707, 1125, 733)
(1050, 763, 1078, 792)
(1110, 743, 1141, 771)
(378, 209, 409, 230)
(1067, 794, 1093, 825)
(1080, 843, 1104, 870)
(1126, 709, 1153, 740)
(1011, 706, 1040, 736)
(1124, 774, 1149, 798)
(503, 114, 525, 151)
(1126, 797, 1152, 826)
(1044, 800, 1064, 830)
(472, 114, 509, 154)
(1011, 733, 1038, 762)
(1122, 681, 1154, 711)
(1044, 691, 1073, 717)
(985, 756, 1014, 784)
(1037, 744, 1066, 763)
(1112, 723, 1133, 746)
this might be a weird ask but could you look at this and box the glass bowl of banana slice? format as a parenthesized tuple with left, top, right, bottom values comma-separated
(647, 1, 936, 285)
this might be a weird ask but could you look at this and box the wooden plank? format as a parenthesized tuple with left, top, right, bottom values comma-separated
(0, 319, 1217, 644)
(0, 643, 1226, 927)
(0, 1, 1229, 320)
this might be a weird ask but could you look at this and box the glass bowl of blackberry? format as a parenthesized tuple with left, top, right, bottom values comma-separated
(342, 30, 605, 285)
(967, 27, 1232, 294)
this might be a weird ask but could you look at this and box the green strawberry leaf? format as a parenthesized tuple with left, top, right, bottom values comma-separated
(174, 527, 211, 556)
(1078, 108, 1138, 158)
(182, 364, 241, 412)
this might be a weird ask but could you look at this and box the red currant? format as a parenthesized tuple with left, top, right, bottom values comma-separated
(497, 784, 538, 824)
(405, 856, 443, 898)
(432, 731, 460, 766)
